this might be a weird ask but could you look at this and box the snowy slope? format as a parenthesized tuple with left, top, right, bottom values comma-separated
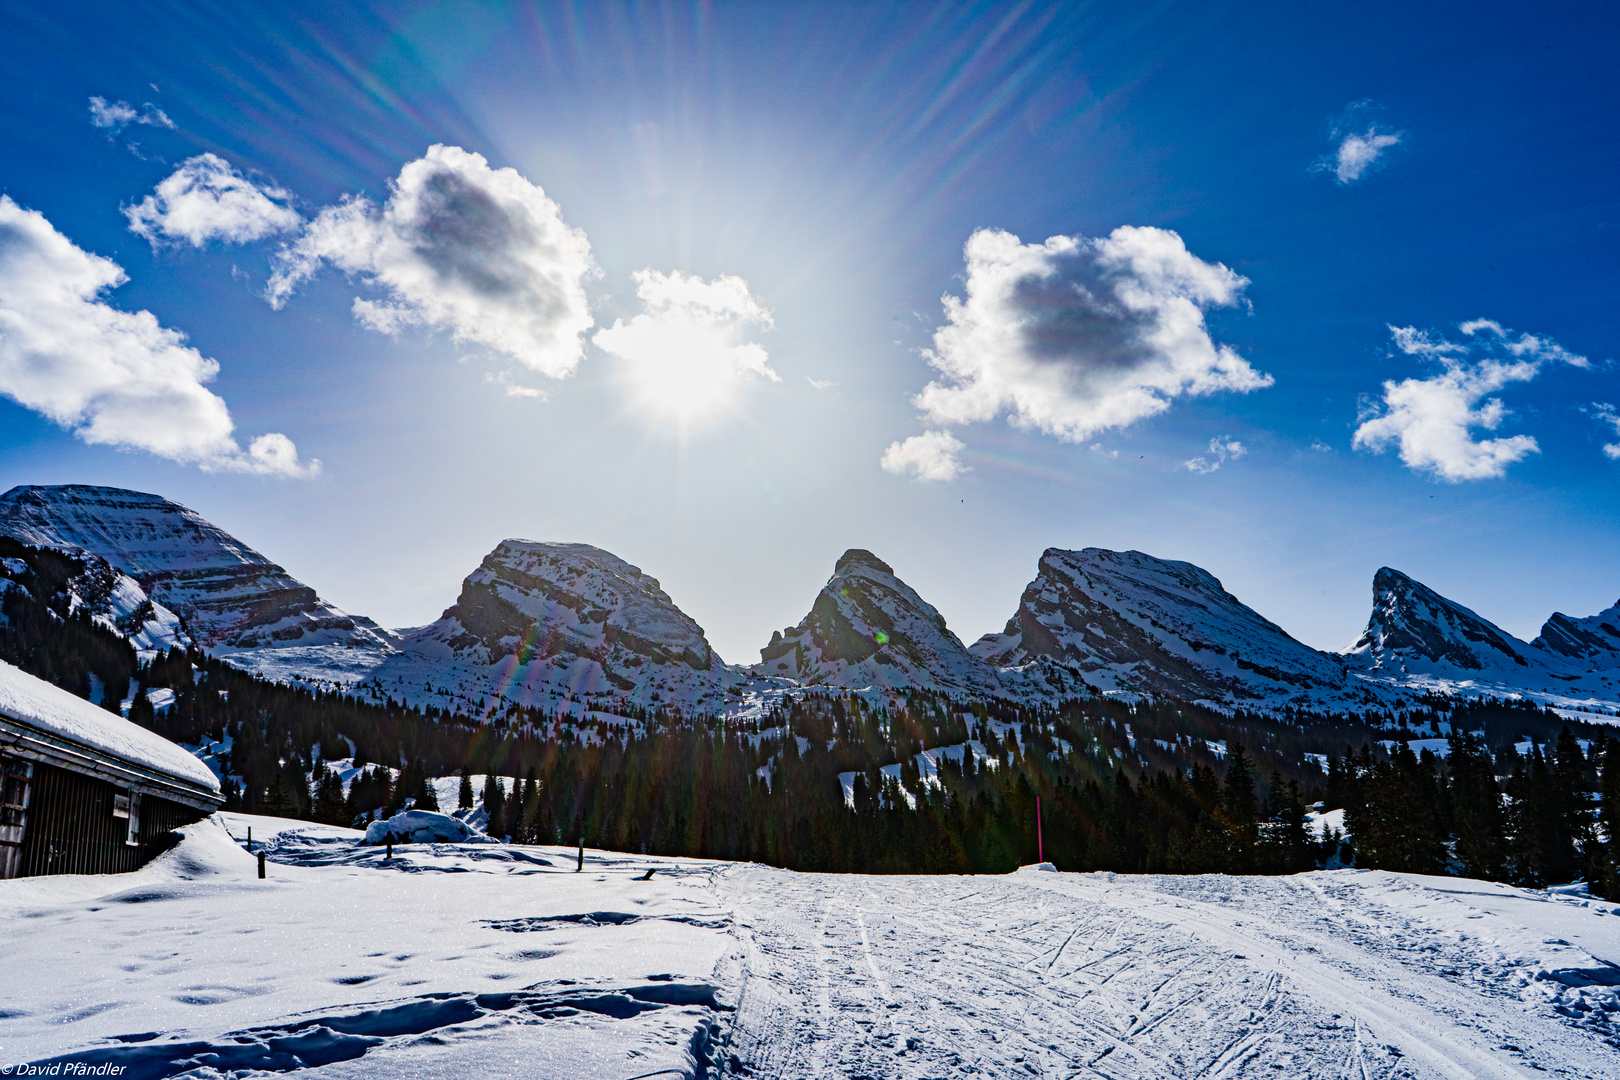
(971, 547, 1356, 707)
(356, 540, 742, 715)
(753, 549, 1007, 700)
(7, 818, 1617, 1077)
(0, 658, 220, 790)
(1339, 568, 1620, 712)
(0, 485, 395, 654)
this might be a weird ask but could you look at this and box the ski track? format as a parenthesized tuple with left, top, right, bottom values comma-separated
(712, 867, 1619, 1079)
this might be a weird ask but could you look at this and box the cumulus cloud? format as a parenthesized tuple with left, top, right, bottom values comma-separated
(268, 144, 595, 378)
(1353, 320, 1586, 481)
(913, 227, 1271, 444)
(592, 269, 776, 422)
(1588, 404, 1620, 460)
(881, 430, 967, 482)
(125, 154, 302, 248)
(88, 96, 174, 132)
(1314, 102, 1402, 184)
(0, 196, 316, 476)
(1184, 435, 1246, 474)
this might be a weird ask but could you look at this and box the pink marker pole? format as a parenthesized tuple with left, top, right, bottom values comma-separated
(1036, 795, 1044, 865)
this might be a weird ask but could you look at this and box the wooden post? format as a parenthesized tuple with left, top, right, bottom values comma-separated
(1036, 795, 1044, 865)
(576, 841, 583, 872)
(257, 850, 265, 879)
(247, 826, 251, 853)
(386, 838, 393, 860)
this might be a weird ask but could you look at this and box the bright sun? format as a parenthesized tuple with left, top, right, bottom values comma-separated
(592, 269, 778, 430)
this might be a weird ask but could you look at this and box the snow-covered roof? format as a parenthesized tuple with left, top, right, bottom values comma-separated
(0, 660, 220, 793)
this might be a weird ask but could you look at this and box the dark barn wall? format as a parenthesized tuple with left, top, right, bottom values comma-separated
(15, 762, 206, 877)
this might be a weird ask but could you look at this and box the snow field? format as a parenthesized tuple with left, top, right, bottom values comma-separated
(4, 817, 1620, 1078)
(0, 813, 736, 1078)
(715, 866, 1620, 1078)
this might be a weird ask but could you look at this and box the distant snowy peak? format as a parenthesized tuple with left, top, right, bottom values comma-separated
(1342, 567, 1536, 676)
(755, 548, 1005, 699)
(0, 485, 394, 652)
(1533, 601, 1620, 670)
(972, 547, 1348, 704)
(375, 540, 739, 712)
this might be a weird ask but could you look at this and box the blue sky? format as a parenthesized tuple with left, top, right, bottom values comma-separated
(1, 0, 1617, 662)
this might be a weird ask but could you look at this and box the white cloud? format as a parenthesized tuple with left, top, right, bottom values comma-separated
(1326, 128, 1401, 184)
(913, 227, 1271, 444)
(807, 377, 834, 390)
(0, 196, 316, 477)
(881, 430, 966, 482)
(125, 154, 302, 248)
(1353, 320, 1586, 481)
(484, 370, 546, 399)
(1588, 404, 1620, 460)
(1314, 103, 1402, 184)
(592, 269, 776, 424)
(88, 96, 174, 132)
(268, 144, 595, 379)
(1309, 439, 1334, 452)
(1184, 435, 1246, 474)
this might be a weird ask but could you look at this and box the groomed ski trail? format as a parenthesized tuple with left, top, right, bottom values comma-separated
(712, 866, 1618, 1079)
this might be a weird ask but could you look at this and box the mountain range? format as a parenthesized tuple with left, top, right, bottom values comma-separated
(3, 484, 1617, 720)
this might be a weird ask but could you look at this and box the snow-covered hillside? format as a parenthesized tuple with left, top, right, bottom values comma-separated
(4, 816, 1616, 1077)
(0, 485, 394, 655)
(755, 548, 1006, 701)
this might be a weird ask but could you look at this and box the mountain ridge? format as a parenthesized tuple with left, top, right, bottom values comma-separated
(4, 483, 1617, 720)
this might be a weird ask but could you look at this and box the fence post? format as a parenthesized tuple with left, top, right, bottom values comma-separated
(1036, 795, 1044, 865)
(257, 850, 265, 879)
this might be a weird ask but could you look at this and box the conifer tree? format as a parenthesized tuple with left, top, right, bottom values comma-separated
(1447, 731, 1507, 879)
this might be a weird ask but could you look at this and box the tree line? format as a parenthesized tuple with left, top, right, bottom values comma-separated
(2, 538, 1615, 896)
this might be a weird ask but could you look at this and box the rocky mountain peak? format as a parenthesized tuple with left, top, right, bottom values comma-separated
(754, 548, 1003, 700)
(834, 549, 893, 575)
(0, 484, 392, 653)
(368, 539, 739, 714)
(1532, 601, 1620, 669)
(972, 546, 1347, 704)
(1342, 566, 1534, 673)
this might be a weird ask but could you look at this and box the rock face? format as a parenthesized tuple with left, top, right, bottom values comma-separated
(1533, 601, 1620, 671)
(754, 549, 1005, 700)
(1341, 567, 1537, 677)
(367, 540, 740, 714)
(0, 485, 392, 653)
(971, 547, 1349, 704)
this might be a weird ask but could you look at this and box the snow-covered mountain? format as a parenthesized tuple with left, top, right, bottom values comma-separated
(971, 547, 1355, 706)
(1337, 567, 1620, 708)
(1532, 600, 1620, 672)
(6, 483, 1619, 718)
(753, 549, 1007, 700)
(351, 540, 742, 715)
(0, 485, 394, 655)
(1341, 567, 1538, 678)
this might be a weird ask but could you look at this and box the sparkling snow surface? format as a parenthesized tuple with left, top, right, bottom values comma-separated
(4, 816, 1619, 1077)
(0, 659, 219, 790)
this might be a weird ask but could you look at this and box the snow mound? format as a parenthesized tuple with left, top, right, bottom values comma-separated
(365, 809, 492, 845)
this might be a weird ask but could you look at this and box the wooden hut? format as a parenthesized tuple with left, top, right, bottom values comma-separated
(0, 660, 222, 877)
